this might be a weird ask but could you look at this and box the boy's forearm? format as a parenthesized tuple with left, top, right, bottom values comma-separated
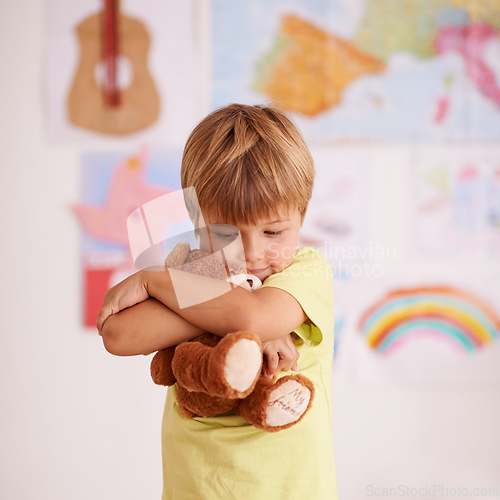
(100, 297, 204, 356)
(145, 269, 306, 341)
(145, 269, 250, 334)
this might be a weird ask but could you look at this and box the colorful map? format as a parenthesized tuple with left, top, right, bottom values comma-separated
(212, 0, 500, 142)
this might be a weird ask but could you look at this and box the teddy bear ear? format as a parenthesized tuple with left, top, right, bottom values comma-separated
(226, 273, 262, 291)
(164, 242, 191, 270)
(150, 348, 177, 386)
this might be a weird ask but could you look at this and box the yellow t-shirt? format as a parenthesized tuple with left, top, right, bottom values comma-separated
(161, 247, 337, 500)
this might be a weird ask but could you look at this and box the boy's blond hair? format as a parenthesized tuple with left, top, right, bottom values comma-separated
(181, 103, 314, 225)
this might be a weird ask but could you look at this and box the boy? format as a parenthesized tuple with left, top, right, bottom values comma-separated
(97, 104, 338, 499)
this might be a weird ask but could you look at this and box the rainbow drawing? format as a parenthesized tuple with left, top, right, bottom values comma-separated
(358, 287, 500, 355)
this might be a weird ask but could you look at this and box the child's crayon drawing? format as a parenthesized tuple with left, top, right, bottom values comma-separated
(72, 149, 182, 327)
(351, 276, 500, 385)
(414, 150, 500, 256)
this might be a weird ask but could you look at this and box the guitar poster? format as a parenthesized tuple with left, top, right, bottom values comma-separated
(45, 0, 199, 146)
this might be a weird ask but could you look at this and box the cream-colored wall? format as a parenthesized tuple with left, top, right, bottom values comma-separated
(1, 1, 499, 499)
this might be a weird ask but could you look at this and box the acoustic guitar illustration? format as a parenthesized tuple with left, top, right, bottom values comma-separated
(67, 11, 160, 135)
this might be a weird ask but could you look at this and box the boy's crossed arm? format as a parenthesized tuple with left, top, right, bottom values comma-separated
(99, 297, 205, 356)
(97, 268, 305, 374)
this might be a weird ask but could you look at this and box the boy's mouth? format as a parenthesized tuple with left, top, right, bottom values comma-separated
(247, 266, 269, 277)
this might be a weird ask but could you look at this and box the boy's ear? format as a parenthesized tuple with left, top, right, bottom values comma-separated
(300, 210, 307, 227)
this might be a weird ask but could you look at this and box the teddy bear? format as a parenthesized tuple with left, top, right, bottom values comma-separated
(149, 242, 315, 432)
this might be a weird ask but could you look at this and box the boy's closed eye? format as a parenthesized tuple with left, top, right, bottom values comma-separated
(213, 231, 239, 240)
(208, 226, 285, 239)
(208, 224, 239, 241)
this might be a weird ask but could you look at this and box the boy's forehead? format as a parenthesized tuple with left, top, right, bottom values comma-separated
(200, 206, 298, 226)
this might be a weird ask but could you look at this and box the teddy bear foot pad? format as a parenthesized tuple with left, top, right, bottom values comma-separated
(223, 336, 263, 395)
(265, 377, 313, 428)
(238, 374, 315, 431)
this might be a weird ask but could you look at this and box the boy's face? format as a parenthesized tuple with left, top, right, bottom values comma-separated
(198, 207, 303, 282)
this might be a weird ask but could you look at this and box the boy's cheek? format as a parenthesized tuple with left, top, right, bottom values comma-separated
(278, 245, 297, 263)
(268, 242, 282, 260)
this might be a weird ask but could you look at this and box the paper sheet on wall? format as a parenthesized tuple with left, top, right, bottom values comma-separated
(45, 0, 199, 146)
(300, 148, 377, 362)
(72, 149, 182, 327)
(300, 148, 373, 279)
(347, 273, 500, 385)
(412, 148, 500, 257)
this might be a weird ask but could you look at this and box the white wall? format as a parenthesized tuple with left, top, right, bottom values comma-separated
(1, 1, 499, 499)
(1, 1, 165, 498)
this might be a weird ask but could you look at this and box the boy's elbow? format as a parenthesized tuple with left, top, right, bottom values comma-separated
(100, 316, 129, 356)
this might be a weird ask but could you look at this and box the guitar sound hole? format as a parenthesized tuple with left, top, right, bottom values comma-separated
(94, 55, 134, 91)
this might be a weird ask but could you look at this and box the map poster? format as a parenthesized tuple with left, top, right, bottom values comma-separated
(213, 0, 500, 143)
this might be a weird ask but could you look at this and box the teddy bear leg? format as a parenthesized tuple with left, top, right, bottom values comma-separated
(176, 385, 237, 418)
(238, 374, 315, 432)
(172, 332, 263, 399)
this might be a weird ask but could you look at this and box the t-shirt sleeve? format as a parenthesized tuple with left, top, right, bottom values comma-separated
(260, 247, 334, 345)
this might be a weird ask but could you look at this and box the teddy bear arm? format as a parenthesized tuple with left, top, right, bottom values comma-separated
(150, 347, 177, 386)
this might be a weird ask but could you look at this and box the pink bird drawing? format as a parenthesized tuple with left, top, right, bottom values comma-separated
(72, 150, 172, 247)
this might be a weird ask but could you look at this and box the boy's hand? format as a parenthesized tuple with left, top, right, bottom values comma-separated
(262, 334, 300, 378)
(96, 270, 149, 333)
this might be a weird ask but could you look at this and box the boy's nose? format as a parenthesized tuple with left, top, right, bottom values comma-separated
(241, 235, 265, 264)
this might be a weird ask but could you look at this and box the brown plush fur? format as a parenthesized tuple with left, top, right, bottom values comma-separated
(149, 242, 315, 432)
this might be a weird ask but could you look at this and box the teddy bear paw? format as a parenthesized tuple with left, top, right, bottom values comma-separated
(264, 376, 314, 429)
